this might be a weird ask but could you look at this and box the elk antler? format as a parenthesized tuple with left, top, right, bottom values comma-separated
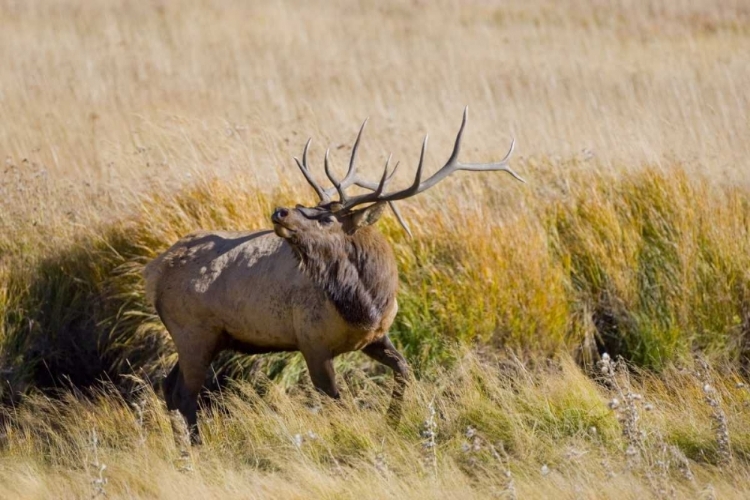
(293, 107, 524, 234)
(294, 138, 329, 202)
(339, 107, 523, 210)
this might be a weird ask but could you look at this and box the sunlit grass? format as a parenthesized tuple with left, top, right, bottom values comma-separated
(1, 353, 749, 499)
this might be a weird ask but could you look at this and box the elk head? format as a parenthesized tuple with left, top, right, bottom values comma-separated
(272, 107, 524, 249)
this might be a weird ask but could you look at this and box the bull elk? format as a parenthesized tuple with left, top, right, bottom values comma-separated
(143, 108, 524, 443)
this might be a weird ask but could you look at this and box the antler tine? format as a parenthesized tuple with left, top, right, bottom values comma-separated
(445, 106, 468, 167)
(354, 155, 400, 191)
(387, 160, 400, 182)
(407, 134, 428, 194)
(340, 118, 367, 189)
(457, 137, 524, 182)
(388, 201, 413, 238)
(317, 118, 370, 204)
(373, 154, 392, 196)
(294, 138, 330, 202)
(324, 148, 348, 202)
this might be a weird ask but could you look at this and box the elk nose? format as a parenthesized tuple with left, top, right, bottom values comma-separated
(272, 207, 289, 222)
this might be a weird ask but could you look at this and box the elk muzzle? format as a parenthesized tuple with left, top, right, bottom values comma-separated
(272, 207, 296, 238)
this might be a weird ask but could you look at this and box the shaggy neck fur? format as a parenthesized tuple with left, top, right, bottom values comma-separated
(289, 227, 398, 329)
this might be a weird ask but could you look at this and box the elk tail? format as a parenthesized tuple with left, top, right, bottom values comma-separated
(142, 256, 164, 307)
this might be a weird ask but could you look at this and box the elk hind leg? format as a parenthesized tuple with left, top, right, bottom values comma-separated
(362, 335, 410, 425)
(163, 361, 194, 447)
(170, 329, 221, 445)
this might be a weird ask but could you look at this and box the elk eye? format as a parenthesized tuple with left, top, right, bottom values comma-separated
(320, 216, 335, 226)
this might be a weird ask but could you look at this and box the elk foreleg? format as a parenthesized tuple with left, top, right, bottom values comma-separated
(163, 361, 181, 411)
(362, 335, 410, 425)
(302, 350, 341, 400)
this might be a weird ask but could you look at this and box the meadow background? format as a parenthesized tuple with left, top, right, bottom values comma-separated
(1, 0, 749, 498)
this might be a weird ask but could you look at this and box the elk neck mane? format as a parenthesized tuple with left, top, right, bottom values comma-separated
(289, 226, 398, 329)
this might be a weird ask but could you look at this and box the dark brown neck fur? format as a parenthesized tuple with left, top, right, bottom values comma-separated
(289, 227, 398, 329)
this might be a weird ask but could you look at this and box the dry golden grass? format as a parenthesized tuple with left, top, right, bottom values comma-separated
(1, 353, 749, 499)
(1, 0, 750, 498)
(2, 0, 748, 228)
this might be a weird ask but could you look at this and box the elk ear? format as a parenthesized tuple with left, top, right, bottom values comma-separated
(350, 202, 387, 229)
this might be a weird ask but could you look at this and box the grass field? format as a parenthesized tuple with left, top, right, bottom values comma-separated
(1, 0, 750, 497)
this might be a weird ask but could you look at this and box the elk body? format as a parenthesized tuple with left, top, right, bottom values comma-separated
(143, 108, 523, 443)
